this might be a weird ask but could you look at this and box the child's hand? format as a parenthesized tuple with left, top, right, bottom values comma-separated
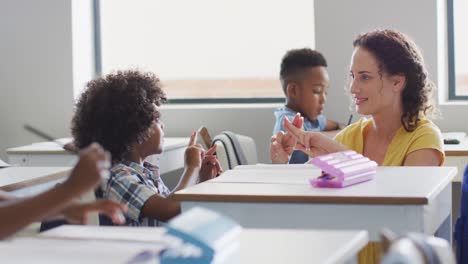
(61, 200, 127, 225)
(198, 145, 223, 182)
(63, 143, 111, 196)
(270, 113, 304, 163)
(184, 132, 204, 169)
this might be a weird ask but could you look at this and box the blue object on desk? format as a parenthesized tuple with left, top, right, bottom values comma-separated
(161, 207, 242, 264)
(455, 165, 468, 263)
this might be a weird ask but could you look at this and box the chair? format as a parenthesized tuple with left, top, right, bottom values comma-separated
(380, 229, 455, 264)
(197, 127, 257, 171)
(455, 164, 468, 263)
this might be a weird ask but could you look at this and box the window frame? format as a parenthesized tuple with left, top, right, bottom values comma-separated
(447, 0, 468, 100)
(92, 0, 284, 104)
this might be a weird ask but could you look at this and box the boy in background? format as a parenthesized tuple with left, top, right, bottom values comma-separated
(272, 48, 340, 164)
(71, 70, 222, 226)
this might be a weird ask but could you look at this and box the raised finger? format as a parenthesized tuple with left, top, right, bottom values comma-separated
(270, 135, 277, 143)
(206, 144, 217, 156)
(292, 113, 303, 128)
(188, 131, 197, 146)
(276, 131, 285, 143)
(284, 116, 304, 139)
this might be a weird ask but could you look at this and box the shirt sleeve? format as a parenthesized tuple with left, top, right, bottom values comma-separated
(333, 118, 367, 152)
(333, 126, 348, 145)
(105, 171, 158, 222)
(407, 123, 445, 165)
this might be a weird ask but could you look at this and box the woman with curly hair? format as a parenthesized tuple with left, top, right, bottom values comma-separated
(71, 70, 222, 226)
(271, 29, 444, 166)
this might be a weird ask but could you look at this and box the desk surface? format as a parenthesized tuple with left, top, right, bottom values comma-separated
(6, 137, 189, 155)
(0, 167, 70, 191)
(174, 166, 456, 205)
(33, 225, 368, 264)
(444, 137, 468, 156)
(443, 132, 468, 156)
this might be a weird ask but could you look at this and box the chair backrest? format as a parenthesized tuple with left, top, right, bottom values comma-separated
(197, 127, 257, 171)
(380, 230, 455, 264)
(455, 164, 468, 263)
(212, 131, 257, 171)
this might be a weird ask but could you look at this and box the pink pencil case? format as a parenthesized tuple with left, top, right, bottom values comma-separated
(309, 150, 377, 188)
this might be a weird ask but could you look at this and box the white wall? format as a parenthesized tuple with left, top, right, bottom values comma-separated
(0, 0, 75, 160)
(2, 0, 468, 163)
(314, 0, 468, 133)
(0, 0, 281, 163)
(160, 104, 282, 164)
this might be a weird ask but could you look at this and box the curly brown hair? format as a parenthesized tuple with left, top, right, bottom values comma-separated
(353, 29, 435, 132)
(71, 70, 167, 163)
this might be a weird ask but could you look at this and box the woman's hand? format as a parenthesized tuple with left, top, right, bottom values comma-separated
(270, 113, 304, 163)
(284, 117, 346, 157)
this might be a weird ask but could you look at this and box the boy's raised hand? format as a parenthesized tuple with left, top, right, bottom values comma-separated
(184, 131, 204, 169)
(199, 144, 223, 182)
(63, 143, 111, 196)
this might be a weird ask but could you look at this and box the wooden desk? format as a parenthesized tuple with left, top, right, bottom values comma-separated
(174, 166, 455, 243)
(443, 133, 468, 232)
(0, 167, 70, 197)
(6, 137, 188, 174)
(24, 225, 368, 264)
(444, 136, 468, 183)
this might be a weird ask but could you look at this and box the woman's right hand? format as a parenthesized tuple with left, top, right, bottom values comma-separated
(270, 113, 304, 164)
(283, 117, 346, 157)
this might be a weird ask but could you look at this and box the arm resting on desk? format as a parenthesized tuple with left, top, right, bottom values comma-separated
(0, 188, 127, 239)
(0, 184, 85, 239)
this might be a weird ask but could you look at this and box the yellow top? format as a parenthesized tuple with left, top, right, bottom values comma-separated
(334, 117, 445, 166)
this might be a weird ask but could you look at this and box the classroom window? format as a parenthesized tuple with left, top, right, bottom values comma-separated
(448, 0, 468, 99)
(95, 0, 315, 103)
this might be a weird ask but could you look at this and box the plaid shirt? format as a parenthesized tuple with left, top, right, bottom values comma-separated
(103, 160, 171, 226)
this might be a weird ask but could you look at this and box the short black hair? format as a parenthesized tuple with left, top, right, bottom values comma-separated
(280, 48, 327, 94)
(71, 70, 167, 163)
